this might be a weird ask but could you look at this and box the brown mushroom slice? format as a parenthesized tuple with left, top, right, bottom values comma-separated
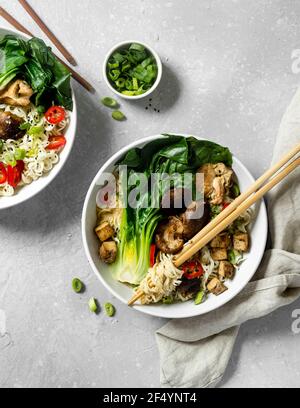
(181, 201, 210, 240)
(155, 216, 184, 254)
(95, 222, 114, 242)
(0, 80, 33, 107)
(0, 112, 25, 141)
(207, 277, 228, 295)
(99, 241, 117, 264)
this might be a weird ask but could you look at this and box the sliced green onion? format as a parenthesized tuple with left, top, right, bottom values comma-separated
(129, 43, 145, 52)
(112, 111, 126, 121)
(4, 153, 16, 167)
(19, 122, 31, 131)
(195, 290, 205, 305)
(14, 148, 26, 160)
(28, 126, 44, 136)
(104, 302, 115, 317)
(88, 298, 98, 313)
(132, 77, 138, 90)
(115, 78, 125, 88)
(101, 97, 119, 108)
(106, 42, 158, 97)
(0, 140, 3, 153)
(72, 278, 84, 293)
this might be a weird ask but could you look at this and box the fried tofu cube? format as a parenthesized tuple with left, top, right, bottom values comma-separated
(210, 233, 231, 248)
(207, 278, 228, 295)
(211, 248, 227, 261)
(218, 261, 234, 279)
(95, 222, 114, 242)
(233, 233, 249, 252)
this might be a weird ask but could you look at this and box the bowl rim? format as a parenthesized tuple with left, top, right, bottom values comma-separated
(0, 25, 77, 210)
(102, 40, 163, 100)
(82, 134, 268, 319)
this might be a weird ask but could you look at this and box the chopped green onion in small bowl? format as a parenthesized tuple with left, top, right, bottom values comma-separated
(103, 41, 162, 100)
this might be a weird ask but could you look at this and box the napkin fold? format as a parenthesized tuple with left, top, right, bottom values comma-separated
(156, 87, 300, 388)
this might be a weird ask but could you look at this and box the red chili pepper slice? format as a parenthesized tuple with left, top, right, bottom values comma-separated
(0, 163, 7, 184)
(222, 202, 230, 210)
(182, 261, 204, 280)
(45, 106, 66, 125)
(7, 160, 24, 188)
(150, 244, 156, 267)
(46, 135, 66, 150)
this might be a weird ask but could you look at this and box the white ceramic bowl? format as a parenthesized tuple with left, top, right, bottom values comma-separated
(82, 134, 268, 319)
(103, 40, 162, 100)
(0, 27, 77, 210)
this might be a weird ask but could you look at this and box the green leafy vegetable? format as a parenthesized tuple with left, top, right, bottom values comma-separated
(0, 35, 72, 111)
(111, 135, 233, 285)
(112, 110, 126, 121)
(0, 140, 3, 153)
(107, 43, 158, 96)
(104, 302, 115, 317)
(72, 278, 84, 293)
(101, 97, 119, 108)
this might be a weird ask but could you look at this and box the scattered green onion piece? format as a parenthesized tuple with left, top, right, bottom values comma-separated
(0, 140, 3, 153)
(4, 153, 16, 167)
(88, 298, 98, 313)
(19, 122, 31, 131)
(104, 303, 115, 317)
(195, 290, 205, 305)
(72, 278, 84, 293)
(28, 126, 44, 136)
(228, 249, 243, 265)
(101, 97, 119, 108)
(112, 110, 126, 121)
(14, 148, 26, 161)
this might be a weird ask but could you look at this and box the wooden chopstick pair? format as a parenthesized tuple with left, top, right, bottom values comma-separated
(128, 142, 300, 306)
(0, 4, 94, 92)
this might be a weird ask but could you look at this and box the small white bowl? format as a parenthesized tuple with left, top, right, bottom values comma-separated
(103, 41, 163, 100)
(0, 26, 77, 210)
(82, 134, 268, 319)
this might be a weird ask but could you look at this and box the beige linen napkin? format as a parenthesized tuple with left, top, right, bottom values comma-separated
(156, 88, 300, 388)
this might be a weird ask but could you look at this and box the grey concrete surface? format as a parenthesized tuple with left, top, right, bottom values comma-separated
(0, 0, 300, 388)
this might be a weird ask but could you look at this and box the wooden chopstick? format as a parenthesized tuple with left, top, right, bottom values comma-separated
(174, 142, 300, 261)
(174, 156, 300, 267)
(18, 0, 77, 66)
(128, 147, 300, 306)
(0, 6, 94, 93)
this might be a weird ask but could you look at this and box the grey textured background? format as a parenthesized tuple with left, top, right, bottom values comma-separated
(0, 0, 300, 388)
